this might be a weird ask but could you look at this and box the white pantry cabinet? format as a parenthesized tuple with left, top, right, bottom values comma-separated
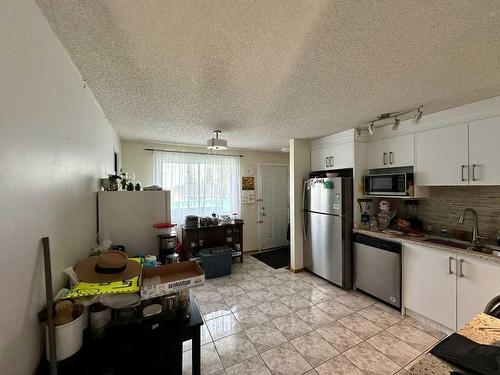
(403, 242, 457, 330)
(469, 116, 500, 185)
(366, 134, 414, 169)
(415, 123, 469, 186)
(456, 254, 500, 327)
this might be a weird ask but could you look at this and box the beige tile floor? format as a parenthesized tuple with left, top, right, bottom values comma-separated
(183, 255, 446, 375)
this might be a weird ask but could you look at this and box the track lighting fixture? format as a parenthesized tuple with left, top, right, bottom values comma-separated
(355, 128, 362, 139)
(357, 105, 423, 136)
(368, 122, 375, 135)
(392, 117, 400, 131)
(412, 106, 424, 125)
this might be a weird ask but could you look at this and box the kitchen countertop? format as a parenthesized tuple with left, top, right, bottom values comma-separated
(407, 313, 500, 374)
(353, 228, 500, 264)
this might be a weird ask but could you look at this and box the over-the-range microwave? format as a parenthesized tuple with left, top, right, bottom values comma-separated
(364, 172, 413, 196)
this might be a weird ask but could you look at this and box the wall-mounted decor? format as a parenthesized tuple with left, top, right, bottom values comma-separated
(242, 176, 255, 204)
(242, 176, 255, 190)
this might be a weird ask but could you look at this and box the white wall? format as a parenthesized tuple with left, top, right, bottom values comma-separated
(121, 141, 289, 252)
(289, 139, 311, 271)
(0, 1, 120, 374)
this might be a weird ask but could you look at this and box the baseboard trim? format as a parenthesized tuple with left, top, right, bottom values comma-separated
(290, 268, 305, 273)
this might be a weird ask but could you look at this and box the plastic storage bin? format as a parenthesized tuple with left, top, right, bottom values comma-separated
(199, 247, 233, 279)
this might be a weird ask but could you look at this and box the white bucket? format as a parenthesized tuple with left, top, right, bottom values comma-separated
(45, 311, 85, 361)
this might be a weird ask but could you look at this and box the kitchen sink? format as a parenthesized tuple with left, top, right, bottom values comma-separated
(423, 238, 469, 249)
(423, 238, 500, 257)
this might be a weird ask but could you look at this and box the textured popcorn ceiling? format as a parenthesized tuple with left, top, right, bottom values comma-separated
(37, 0, 500, 151)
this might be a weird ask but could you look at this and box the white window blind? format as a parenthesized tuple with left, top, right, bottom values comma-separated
(153, 151, 241, 224)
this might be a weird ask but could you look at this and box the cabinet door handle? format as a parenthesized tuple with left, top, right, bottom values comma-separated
(389, 152, 394, 165)
(458, 259, 464, 278)
(448, 256, 454, 274)
(383, 152, 387, 165)
(461, 165, 467, 182)
(472, 164, 478, 181)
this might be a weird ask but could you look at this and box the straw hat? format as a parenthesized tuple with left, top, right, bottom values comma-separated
(74, 250, 142, 283)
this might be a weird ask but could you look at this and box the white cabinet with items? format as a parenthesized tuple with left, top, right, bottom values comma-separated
(403, 242, 500, 330)
(366, 134, 414, 169)
(415, 116, 500, 186)
(403, 243, 457, 330)
(456, 254, 500, 327)
(310, 142, 354, 171)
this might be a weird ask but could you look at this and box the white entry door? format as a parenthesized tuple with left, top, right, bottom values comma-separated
(258, 164, 289, 250)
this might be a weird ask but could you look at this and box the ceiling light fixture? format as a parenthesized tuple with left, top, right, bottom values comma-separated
(207, 130, 228, 150)
(368, 122, 375, 135)
(357, 105, 423, 136)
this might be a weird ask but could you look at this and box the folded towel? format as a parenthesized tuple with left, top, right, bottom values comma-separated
(430, 333, 500, 375)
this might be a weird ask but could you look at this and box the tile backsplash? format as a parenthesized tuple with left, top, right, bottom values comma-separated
(416, 186, 500, 243)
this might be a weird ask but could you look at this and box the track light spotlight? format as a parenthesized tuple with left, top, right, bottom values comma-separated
(412, 106, 423, 125)
(368, 122, 375, 135)
(355, 128, 362, 139)
(392, 117, 400, 131)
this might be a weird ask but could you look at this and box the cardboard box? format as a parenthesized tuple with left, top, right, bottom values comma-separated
(141, 261, 205, 300)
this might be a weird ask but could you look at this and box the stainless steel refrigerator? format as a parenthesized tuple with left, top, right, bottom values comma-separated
(302, 177, 353, 289)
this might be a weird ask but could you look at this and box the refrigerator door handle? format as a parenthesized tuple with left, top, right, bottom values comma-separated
(301, 179, 308, 212)
(302, 211, 307, 239)
(301, 180, 307, 239)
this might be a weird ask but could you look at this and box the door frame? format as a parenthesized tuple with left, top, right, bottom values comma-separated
(257, 163, 290, 251)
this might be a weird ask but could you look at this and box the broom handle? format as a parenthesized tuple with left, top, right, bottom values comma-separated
(42, 237, 57, 375)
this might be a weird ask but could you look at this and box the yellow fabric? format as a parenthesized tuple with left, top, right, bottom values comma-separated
(67, 257, 141, 298)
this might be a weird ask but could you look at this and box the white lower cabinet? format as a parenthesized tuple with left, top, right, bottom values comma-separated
(403, 243, 457, 330)
(456, 254, 500, 327)
(404, 242, 500, 330)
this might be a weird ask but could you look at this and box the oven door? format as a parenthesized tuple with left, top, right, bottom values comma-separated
(365, 174, 406, 195)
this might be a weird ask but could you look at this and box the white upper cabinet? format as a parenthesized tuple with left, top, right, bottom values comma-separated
(415, 123, 469, 186)
(456, 253, 500, 328)
(365, 139, 387, 169)
(366, 134, 414, 169)
(331, 142, 354, 170)
(310, 130, 355, 172)
(311, 146, 330, 171)
(469, 116, 500, 185)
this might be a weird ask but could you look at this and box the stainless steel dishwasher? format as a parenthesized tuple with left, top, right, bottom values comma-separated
(353, 233, 401, 309)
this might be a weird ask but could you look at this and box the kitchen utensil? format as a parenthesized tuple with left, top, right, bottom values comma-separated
(383, 229, 404, 236)
(54, 300, 74, 326)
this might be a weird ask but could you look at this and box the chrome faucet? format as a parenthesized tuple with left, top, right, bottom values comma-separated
(458, 208, 487, 249)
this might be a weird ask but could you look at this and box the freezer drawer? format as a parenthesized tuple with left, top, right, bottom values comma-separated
(353, 237, 401, 308)
(304, 212, 351, 288)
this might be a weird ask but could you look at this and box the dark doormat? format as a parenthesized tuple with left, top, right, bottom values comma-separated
(252, 246, 290, 269)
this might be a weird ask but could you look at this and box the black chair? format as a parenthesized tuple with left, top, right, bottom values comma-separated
(484, 295, 500, 318)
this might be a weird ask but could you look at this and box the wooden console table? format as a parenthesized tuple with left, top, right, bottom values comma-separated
(181, 222, 244, 263)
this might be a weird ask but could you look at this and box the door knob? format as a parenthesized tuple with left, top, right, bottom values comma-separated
(262, 213, 266, 216)
(262, 207, 265, 210)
